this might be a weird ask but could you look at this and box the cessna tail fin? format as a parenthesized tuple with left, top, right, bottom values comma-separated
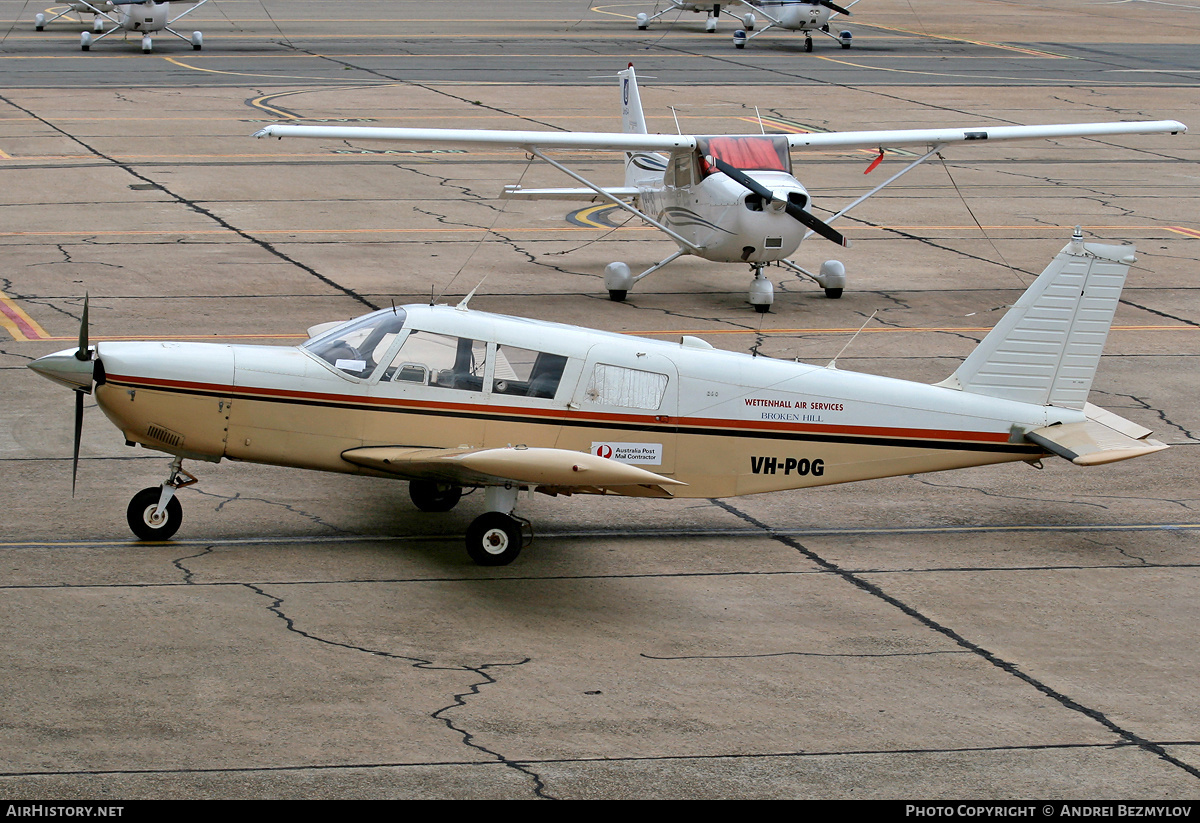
(940, 229, 1135, 410)
(620, 64, 664, 189)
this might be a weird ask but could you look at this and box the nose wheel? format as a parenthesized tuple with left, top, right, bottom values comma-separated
(126, 458, 196, 541)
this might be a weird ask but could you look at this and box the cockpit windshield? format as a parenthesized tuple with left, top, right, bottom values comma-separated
(697, 135, 791, 176)
(303, 308, 408, 379)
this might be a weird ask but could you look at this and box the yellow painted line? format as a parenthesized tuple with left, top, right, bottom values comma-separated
(0, 146, 11, 160)
(0, 291, 51, 342)
(813, 55, 1114, 85)
(1167, 226, 1200, 239)
(855, 22, 1070, 58)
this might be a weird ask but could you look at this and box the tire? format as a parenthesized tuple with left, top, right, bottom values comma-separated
(608, 289, 627, 302)
(805, 37, 813, 53)
(127, 487, 183, 541)
(824, 287, 844, 299)
(409, 480, 462, 513)
(466, 512, 523, 566)
(753, 303, 770, 313)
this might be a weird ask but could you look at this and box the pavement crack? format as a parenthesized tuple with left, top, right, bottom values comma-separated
(172, 545, 214, 584)
(191, 488, 353, 534)
(709, 497, 1200, 782)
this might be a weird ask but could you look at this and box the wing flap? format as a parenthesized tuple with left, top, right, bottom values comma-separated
(342, 445, 685, 490)
(1025, 410, 1168, 466)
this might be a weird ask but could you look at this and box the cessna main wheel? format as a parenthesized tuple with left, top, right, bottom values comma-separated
(466, 512, 523, 566)
(409, 480, 462, 512)
(127, 487, 183, 541)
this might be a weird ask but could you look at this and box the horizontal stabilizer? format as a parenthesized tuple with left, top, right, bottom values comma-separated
(501, 185, 639, 201)
(342, 445, 685, 490)
(1024, 404, 1167, 466)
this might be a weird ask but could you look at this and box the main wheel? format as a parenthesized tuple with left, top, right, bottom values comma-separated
(608, 289, 627, 302)
(754, 303, 770, 314)
(804, 37, 813, 53)
(466, 512, 523, 566)
(127, 487, 183, 541)
(824, 287, 844, 299)
(409, 480, 463, 512)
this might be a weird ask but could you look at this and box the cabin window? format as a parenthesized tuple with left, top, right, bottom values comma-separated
(384, 331, 487, 392)
(584, 364, 668, 410)
(493, 345, 568, 399)
(697, 135, 791, 176)
(665, 152, 695, 188)
(304, 309, 408, 378)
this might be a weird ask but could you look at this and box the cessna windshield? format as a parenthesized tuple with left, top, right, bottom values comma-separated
(697, 135, 791, 177)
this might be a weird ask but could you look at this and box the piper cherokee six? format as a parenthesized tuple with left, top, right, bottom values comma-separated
(29, 232, 1168, 565)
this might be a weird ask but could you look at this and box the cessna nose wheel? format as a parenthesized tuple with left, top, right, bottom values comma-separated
(127, 487, 183, 541)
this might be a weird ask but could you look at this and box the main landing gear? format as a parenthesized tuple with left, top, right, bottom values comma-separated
(411, 481, 531, 566)
(126, 456, 196, 541)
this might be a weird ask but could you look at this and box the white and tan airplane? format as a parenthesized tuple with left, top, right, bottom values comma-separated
(633, 1, 858, 52)
(253, 66, 1185, 312)
(52, 0, 213, 52)
(29, 231, 1168, 565)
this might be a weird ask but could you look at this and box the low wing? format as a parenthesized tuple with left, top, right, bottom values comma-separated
(1024, 404, 1168, 466)
(341, 445, 686, 496)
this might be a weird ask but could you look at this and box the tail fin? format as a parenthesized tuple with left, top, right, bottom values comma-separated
(940, 229, 1135, 410)
(620, 63, 648, 135)
(619, 64, 664, 189)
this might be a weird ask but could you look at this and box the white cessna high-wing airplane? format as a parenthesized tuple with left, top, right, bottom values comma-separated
(254, 66, 1185, 312)
(633, 1, 858, 52)
(44, 0, 214, 52)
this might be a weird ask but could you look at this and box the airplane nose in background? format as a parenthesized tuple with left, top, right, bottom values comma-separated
(28, 348, 96, 393)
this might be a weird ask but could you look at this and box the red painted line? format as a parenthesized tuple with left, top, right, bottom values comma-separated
(1167, 226, 1200, 239)
(0, 296, 45, 340)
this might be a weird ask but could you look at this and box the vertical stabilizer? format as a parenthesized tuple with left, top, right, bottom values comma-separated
(619, 64, 664, 189)
(940, 230, 1135, 409)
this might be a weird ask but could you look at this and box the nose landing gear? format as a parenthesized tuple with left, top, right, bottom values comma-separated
(126, 457, 196, 541)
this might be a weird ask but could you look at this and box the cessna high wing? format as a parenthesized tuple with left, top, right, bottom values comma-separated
(42, 0, 214, 52)
(634, 1, 858, 52)
(30, 232, 1168, 565)
(254, 66, 1185, 312)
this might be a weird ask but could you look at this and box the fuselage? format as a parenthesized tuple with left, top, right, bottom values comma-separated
(751, 0, 836, 31)
(115, 1, 169, 32)
(79, 304, 1075, 499)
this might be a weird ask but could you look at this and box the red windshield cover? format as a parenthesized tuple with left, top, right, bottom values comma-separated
(698, 136, 790, 175)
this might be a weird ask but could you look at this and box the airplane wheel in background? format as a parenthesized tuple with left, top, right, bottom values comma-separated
(805, 37, 813, 52)
(608, 290, 627, 302)
(466, 512, 523, 566)
(754, 304, 770, 314)
(409, 480, 463, 513)
(127, 487, 183, 541)
(824, 288, 843, 299)
(141, 35, 152, 53)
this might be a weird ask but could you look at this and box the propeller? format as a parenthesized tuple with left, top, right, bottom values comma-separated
(705, 155, 848, 247)
(71, 294, 92, 497)
(821, 0, 853, 16)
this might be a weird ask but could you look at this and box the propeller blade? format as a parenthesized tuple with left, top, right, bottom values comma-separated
(706, 155, 848, 247)
(783, 200, 849, 247)
(822, 0, 852, 16)
(72, 389, 84, 498)
(75, 293, 90, 362)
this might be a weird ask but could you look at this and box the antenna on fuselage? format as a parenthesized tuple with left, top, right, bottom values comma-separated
(826, 310, 878, 370)
(670, 106, 682, 135)
(755, 107, 765, 135)
(456, 277, 487, 311)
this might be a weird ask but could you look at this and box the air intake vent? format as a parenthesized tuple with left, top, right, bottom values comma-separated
(146, 424, 183, 448)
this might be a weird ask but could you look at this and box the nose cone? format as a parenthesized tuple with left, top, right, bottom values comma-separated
(28, 348, 95, 393)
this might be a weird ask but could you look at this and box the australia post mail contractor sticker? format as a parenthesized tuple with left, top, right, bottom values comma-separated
(591, 442, 663, 465)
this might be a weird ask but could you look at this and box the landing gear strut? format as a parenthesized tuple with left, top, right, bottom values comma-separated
(126, 457, 196, 541)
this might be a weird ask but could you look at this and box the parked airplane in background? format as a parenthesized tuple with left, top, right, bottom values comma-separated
(29, 232, 1167, 565)
(34, 1, 114, 32)
(633, 1, 858, 51)
(41, 0, 214, 52)
(254, 66, 1185, 312)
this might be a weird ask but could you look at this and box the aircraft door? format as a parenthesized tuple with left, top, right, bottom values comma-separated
(565, 348, 678, 475)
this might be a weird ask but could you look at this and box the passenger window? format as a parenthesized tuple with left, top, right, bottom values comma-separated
(493, 346, 568, 399)
(385, 331, 487, 392)
(584, 364, 668, 410)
